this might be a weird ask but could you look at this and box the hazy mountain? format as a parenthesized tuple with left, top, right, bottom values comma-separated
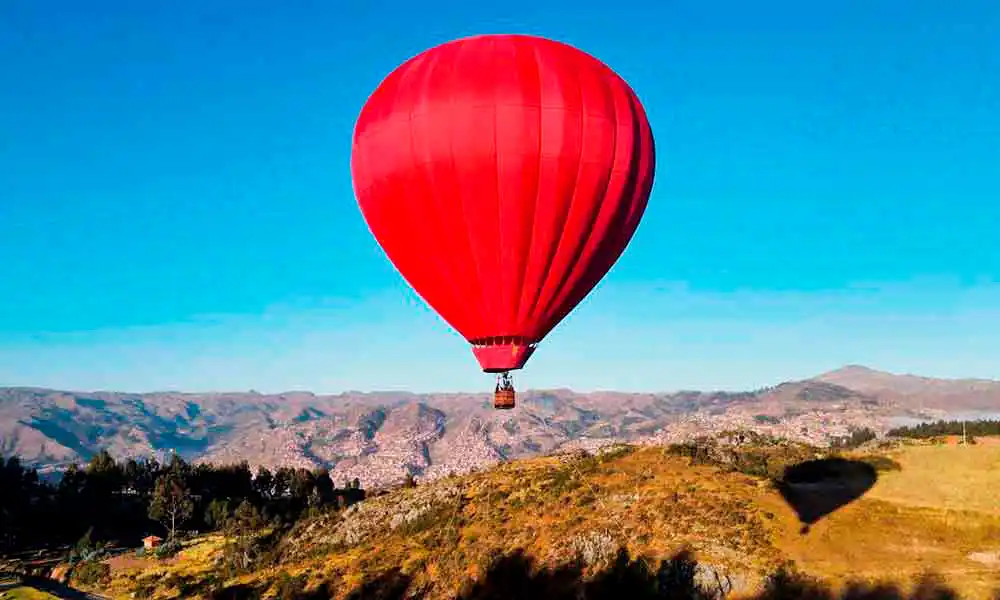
(813, 365, 1000, 411)
(1, 366, 996, 488)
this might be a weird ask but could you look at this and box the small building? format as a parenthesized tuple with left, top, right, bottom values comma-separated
(142, 535, 163, 551)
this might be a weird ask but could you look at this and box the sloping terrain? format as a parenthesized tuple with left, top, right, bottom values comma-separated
(814, 365, 1000, 412)
(89, 441, 1000, 600)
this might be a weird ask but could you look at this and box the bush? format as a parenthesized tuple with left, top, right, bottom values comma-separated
(598, 444, 636, 463)
(274, 572, 309, 599)
(859, 455, 902, 473)
(831, 427, 878, 449)
(73, 560, 111, 586)
(74, 526, 95, 555)
(154, 539, 182, 559)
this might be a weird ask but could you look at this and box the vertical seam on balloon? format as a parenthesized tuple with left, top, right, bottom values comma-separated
(623, 90, 653, 241)
(522, 45, 586, 339)
(447, 40, 490, 339)
(492, 36, 504, 339)
(378, 55, 445, 309)
(395, 56, 455, 316)
(407, 50, 468, 328)
(538, 68, 620, 335)
(537, 77, 648, 340)
(528, 50, 592, 336)
(512, 41, 544, 341)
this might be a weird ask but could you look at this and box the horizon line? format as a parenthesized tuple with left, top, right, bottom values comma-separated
(3, 364, 998, 397)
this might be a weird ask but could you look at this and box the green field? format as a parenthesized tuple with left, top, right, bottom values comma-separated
(0, 585, 60, 600)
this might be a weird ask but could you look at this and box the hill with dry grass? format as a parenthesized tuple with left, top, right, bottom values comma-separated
(814, 365, 1000, 412)
(74, 437, 1000, 600)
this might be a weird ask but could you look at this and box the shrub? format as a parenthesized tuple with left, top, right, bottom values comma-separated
(274, 572, 309, 599)
(73, 560, 111, 586)
(154, 539, 182, 559)
(859, 455, 902, 472)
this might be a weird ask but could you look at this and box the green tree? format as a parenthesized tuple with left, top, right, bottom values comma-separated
(123, 458, 141, 492)
(289, 468, 315, 502)
(204, 498, 232, 531)
(148, 473, 194, 542)
(312, 468, 334, 505)
(225, 500, 266, 572)
(166, 452, 189, 477)
(272, 467, 294, 498)
(86, 449, 119, 479)
(254, 466, 274, 500)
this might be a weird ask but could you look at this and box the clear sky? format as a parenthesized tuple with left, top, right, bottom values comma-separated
(1, 1, 998, 394)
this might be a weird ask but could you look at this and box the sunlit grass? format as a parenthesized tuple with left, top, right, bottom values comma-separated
(866, 441, 1000, 515)
(767, 441, 1000, 600)
(90, 442, 1000, 599)
(0, 586, 60, 600)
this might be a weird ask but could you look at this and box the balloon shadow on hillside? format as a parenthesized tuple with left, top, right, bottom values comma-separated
(229, 547, 963, 600)
(774, 457, 879, 534)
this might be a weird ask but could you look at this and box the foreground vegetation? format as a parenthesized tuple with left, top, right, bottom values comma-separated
(4, 431, 1000, 599)
(888, 418, 1000, 440)
(40, 436, 994, 600)
(0, 450, 366, 558)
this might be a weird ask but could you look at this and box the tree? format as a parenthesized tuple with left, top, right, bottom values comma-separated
(74, 526, 95, 556)
(254, 467, 274, 500)
(166, 452, 189, 478)
(225, 500, 266, 572)
(58, 463, 85, 497)
(204, 498, 231, 531)
(289, 468, 315, 502)
(149, 473, 194, 542)
(123, 458, 141, 493)
(86, 449, 120, 480)
(308, 486, 324, 510)
(272, 467, 294, 498)
(136, 457, 160, 496)
(313, 469, 334, 505)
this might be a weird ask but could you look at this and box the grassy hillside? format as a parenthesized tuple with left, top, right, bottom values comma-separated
(79, 439, 1000, 600)
(866, 443, 1000, 515)
(0, 588, 59, 600)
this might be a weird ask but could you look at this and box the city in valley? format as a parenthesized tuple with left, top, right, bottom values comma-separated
(2, 365, 1000, 600)
(1, 365, 996, 490)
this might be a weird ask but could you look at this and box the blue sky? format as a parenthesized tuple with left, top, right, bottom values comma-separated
(1, 1, 998, 393)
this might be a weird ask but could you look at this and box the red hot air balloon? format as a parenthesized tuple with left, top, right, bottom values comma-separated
(351, 34, 655, 409)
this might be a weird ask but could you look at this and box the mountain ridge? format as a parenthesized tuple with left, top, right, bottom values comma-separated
(6, 364, 1000, 396)
(2, 366, 997, 489)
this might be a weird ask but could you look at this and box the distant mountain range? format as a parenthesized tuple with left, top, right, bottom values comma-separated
(1, 366, 997, 488)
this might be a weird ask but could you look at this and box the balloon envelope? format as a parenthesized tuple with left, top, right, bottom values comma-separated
(351, 34, 655, 372)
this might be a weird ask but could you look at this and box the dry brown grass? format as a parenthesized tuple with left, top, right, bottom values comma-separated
(865, 441, 1000, 515)
(99, 535, 230, 599)
(765, 441, 1000, 600)
(94, 442, 1000, 599)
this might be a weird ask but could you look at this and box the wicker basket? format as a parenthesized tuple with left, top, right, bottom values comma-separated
(494, 388, 516, 410)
